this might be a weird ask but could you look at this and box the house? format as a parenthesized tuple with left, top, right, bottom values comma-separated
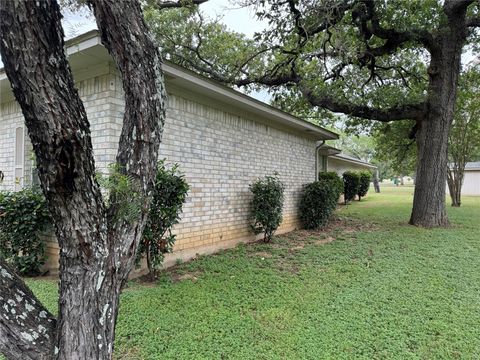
(0, 30, 339, 271)
(317, 145, 377, 174)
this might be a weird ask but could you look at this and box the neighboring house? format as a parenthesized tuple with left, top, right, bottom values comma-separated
(318, 145, 377, 174)
(0, 30, 338, 271)
(447, 162, 480, 196)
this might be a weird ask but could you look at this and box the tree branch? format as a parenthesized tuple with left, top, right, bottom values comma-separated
(0, 259, 55, 359)
(89, 0, 168, 284)
(466, 16, 480, 27)
(299, 83, 427, 122)
(156, 0, 208, 9)
(358, 0, 435, 51)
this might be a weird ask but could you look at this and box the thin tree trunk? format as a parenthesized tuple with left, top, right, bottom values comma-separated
(373, 170, 380, 193)
(146, 240, 154, 280)
(447, 167, 463, 207)
(409, 12, 465, 227)
(0, 0, 166, 358)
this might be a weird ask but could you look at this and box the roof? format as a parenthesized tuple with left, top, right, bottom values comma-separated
(466, 162, 480, 170)
(0, 30, 338, 141)
(329, 153, 377, 169)
(318, 145, 341, 156)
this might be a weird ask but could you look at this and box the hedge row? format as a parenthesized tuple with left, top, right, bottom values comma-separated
(0, 161, 189, 277)
(1, 169, 371, 275)
(343, 170, 372, 203)
(250, 172, 345, 235)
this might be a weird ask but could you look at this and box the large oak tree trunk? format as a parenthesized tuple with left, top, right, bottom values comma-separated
(0, 0, 166, 358)
(409, 8, 466, 227)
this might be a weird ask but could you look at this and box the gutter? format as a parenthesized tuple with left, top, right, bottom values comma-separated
(315, 140, 326, 181)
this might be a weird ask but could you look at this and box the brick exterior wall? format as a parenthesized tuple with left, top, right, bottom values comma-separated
(0, 64, 317, 271)
(158, 89, 316, 265)
(0, 70, 122, 191)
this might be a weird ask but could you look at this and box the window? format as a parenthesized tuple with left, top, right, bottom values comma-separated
(14, 127, 24, 191)
(321, 155, 328, 172)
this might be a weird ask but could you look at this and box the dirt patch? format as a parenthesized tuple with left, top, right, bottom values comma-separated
(275, 261, 301, 274)
(171, 270, 202, 283)
(314, 236, 336, 245)
(251, 251, 273, 258)
(322, 217, 379, 233)
(131, 267, 203, 285)
(116, 346, 141, 360)
(288, 244, 305, 252)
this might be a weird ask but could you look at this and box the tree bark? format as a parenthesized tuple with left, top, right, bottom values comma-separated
(447, 167, 463, 207)
(409, 5, 467, 227)
(373, 170, 380, 193)
(0, 0, 166, 358)
(0, 259, 56, 359)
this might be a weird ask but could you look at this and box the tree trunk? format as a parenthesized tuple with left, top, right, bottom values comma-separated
(409, 11, 466, 227)
(146, 240, 155, 280)
(0, 259, 56, 359)
(0, 0, 166, 358)
(447, 167, 463, 207)
(373, 170, 380, 193)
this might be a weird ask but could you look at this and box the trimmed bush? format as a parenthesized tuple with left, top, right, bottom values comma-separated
(299, 179, 340, 229)
(318, 172, 344, 201)
(0, 187, 51, 275)
(357, 171, 372, 200)
(343, 171, 360, 204)
(137, 160, 189, 278)
(250, 173, 285, 243)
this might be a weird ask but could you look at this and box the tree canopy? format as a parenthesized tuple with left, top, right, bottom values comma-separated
(145, 0, 480, 227)
(146, 0, 478, 122)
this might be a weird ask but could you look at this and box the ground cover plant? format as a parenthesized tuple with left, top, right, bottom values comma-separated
(24, 187, 480, 359)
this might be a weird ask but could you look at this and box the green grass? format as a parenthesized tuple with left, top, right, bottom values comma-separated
(25, 188, 480, 359)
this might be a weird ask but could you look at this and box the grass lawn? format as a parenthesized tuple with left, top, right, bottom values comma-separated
(25, 187, 480, 359)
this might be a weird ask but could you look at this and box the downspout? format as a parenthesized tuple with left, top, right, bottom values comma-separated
(315, 140, 325, 181)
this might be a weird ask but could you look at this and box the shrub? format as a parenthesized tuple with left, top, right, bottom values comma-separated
(357, 171, 372, 201)
(250, 173, 285, 243)
(343, 171, 360, 204)
(299, 179, 339, 229)
(318, 172, 344, 201)
(0, 187, 51, 275)
(96, 163, 143, 224)
(137, 160, 189, 279)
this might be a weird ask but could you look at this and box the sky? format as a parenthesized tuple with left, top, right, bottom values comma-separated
(62, 0, 265, 38)
(57, 0, 272, 102)
(1, 1, 477, 102)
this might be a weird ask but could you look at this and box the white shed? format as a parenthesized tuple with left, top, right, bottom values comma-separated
(461, 162, 480, 196)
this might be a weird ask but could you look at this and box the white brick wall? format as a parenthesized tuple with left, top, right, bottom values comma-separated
(0, 71, 122, 191)
(157, 92, 316, 253)
(0, 64, 317, 266)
